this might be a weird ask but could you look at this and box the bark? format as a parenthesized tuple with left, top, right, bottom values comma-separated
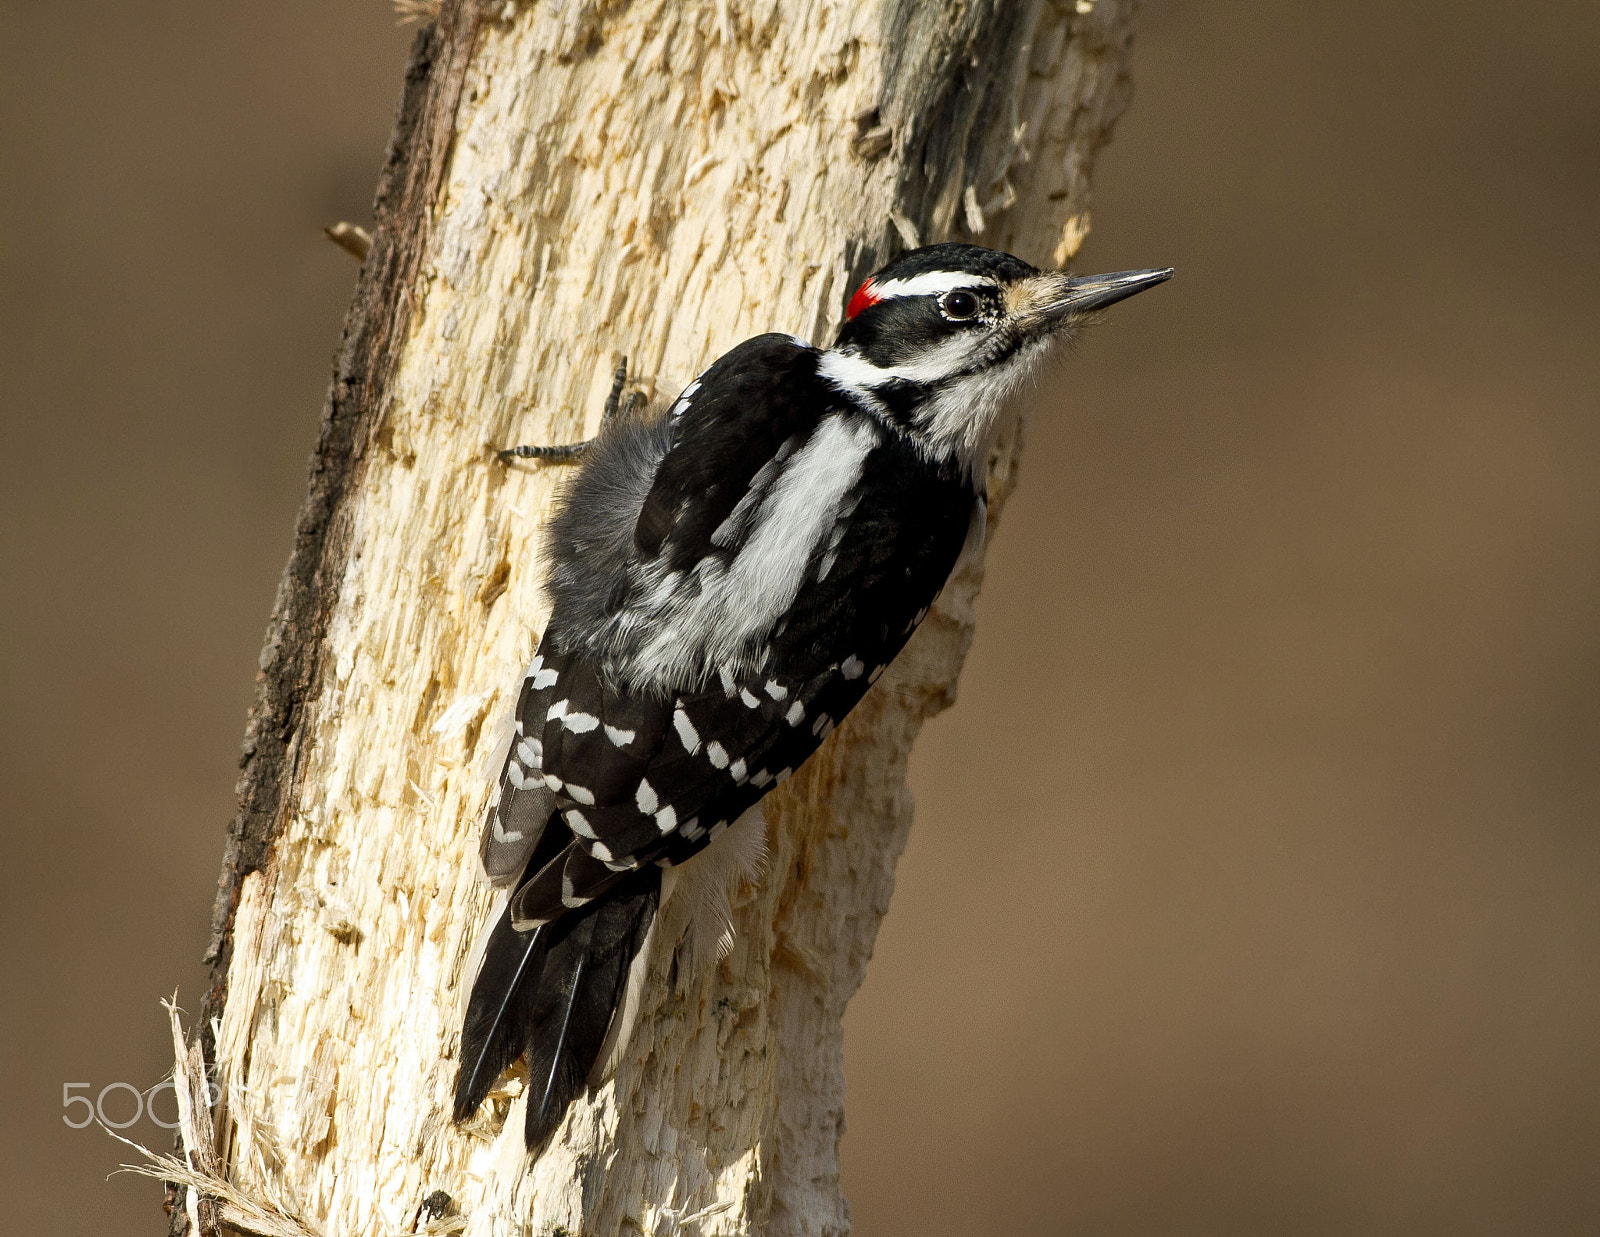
(191, 3, 1136, 1234)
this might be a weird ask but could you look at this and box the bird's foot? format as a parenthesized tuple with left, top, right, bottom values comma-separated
(497, 356, 648, 464)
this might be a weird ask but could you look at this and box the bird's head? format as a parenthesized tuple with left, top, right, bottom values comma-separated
(821, 242, 1172, 478)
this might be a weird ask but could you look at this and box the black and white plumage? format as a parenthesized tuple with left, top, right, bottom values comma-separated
(455, 243, 1172, 1149)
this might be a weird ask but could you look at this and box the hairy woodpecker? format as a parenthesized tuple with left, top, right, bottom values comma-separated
(456, 242, 1171, 1148)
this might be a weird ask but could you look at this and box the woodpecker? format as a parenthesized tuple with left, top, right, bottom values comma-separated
(455, 242, 1171, 1148)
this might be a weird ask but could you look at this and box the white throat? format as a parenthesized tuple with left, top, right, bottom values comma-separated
(817, 332, 1056, 479)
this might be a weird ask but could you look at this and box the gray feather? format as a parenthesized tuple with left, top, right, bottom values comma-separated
(480, 782, 555, 887)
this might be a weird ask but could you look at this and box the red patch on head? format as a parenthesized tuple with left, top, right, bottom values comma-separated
(846, 278, 881, 320)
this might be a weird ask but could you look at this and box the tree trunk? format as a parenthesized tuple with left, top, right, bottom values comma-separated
(191, 2, 1135, 1234)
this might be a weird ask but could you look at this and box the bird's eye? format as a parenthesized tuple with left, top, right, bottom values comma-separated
(941, 290, 980, 320)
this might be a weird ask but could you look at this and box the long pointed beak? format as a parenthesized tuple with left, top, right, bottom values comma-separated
(1050, 267, 1174, 315)
(1014, 267, 1173, 327)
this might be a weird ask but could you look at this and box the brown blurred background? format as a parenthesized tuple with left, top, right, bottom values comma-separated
(3, 2, 1597, 1233)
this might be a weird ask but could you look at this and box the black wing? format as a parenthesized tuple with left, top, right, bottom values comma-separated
(634, 333, 822, 564)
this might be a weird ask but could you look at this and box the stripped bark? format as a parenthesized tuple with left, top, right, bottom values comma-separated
(191, 3, 1137, 1234)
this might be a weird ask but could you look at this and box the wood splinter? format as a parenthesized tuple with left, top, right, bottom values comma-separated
(323, 221, 372, 261)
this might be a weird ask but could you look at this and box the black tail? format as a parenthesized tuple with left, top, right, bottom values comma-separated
(454, 869, 658, 1149)
(453, 907, 551, 1121)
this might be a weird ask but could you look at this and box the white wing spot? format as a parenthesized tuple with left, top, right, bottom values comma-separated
(547, 699, 569, 721)
(718, 665, 737, 697)
(562, 710, 600, 734)
(564, 782, 595, 806)
(564, 809, 596, 838)
(561, 873, 590, 908)
(669, 377, 702, 417)
(739, 688, 761, 709)
(604, 724, 636, 748)
(531, 667, 559, 690)
(543, 773, 565, 792)
(764, 679, 788, 700)
(774, 767, 792, 784)
(636, 779, 659, 814)
(682, 818, 705, 842)
(749, 768, 772, 788)
(729, 758, 748, 784)
(841, 655, 864, 680)
(516, 736, 543, 767)
(811, 712, 833, 737)
(655, 805, 678, 834)
(706, 740, 730, 769)
(673, 707, 701, 753)
(785, 700, 805, 726)
(590, 841, 613, 862)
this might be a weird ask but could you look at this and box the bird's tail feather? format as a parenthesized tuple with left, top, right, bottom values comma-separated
(523, 878, 657, 1148)
(454, 910, 550, 1121)
(453, 863, 659, 1148)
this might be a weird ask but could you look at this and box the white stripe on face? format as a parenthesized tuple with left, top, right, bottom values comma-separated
(817, 331, 990, 394)
(868, 271, 998, 301)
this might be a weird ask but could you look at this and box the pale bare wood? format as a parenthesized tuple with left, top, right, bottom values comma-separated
(193, 3, 1137, 1234)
